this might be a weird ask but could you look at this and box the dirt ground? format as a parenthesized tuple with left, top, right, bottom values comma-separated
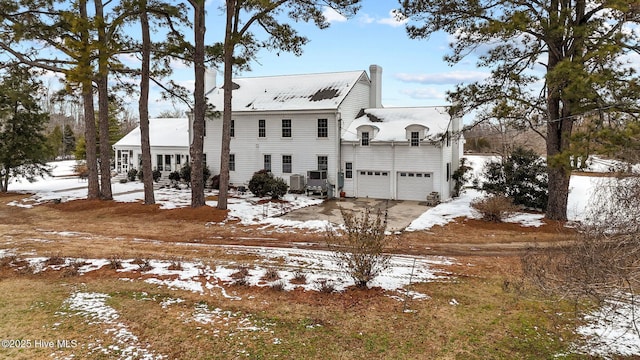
(0, 192, 575, 260)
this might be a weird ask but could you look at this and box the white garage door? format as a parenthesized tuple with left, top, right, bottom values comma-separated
(397, 172, 434, 201)
(357, 170, 391, 199)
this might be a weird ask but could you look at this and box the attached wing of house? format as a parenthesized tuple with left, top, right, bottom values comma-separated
(113, 118, 189, 175)
(342, 107, 462, 201)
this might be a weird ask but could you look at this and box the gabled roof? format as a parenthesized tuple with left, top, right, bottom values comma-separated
(342, 107, 451, 142)
(113, 118, 189, 148)
(207, 70, 368, 112)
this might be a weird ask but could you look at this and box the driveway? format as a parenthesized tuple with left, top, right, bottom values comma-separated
(280, 197, 432, 231)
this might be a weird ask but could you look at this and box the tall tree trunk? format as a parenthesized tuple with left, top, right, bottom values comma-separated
(139, 0, 155, 204)
(544, 0, 582, 221)
(80, 0, 100, 200)
(190, 0, 206, 207)
(217, 0, 235, 210)
(95, 0, 113, 200)
(82, 85, 100, 199)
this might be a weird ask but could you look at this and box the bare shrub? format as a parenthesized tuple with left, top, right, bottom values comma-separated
(45, 254, 66, 266)
(326, 207, 393, 288)
(231, 266, 251, 286)
(522, 176, 640, 341)
(168, 257, 183, 271)
(135, 258, 153, 272)
(270, 280, 286, 292)
(291, 270, 307, 284)
(316, 279, 335, 294)
(108, 256, 123, 270)
(471, 195, 519, 222)
(262, 268, 280, 281)
(0, 255, 17, 268)
(62, 259, 86, 277)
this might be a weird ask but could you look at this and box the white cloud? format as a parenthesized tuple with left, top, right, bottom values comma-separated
(377, 9, 407, 28)
(357, 10, 407, 27)
(395, 71, 488, 85)
(357, 13, 375, 25)
(323, 6, 347, 23)
(117, 53, 140, 66)
(400, 88, 447, 100)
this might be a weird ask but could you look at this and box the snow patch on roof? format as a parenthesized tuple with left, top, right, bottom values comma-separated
(207, 71, 367, 111)
(342, 107, 451, 142)
(113, 118, 188, 148)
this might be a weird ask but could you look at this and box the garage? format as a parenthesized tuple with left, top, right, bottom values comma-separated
(396, 172, 434, 201)
(356, 170, 391, 199)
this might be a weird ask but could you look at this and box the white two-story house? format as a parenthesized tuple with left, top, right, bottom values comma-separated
(191, 64, 463, 201)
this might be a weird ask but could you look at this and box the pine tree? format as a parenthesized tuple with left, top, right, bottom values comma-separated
(481, 147, 548, 210)
(0, 65, 51, 192)
(400, 0, 640, 220)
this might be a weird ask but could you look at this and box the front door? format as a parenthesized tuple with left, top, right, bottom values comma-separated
(121, 153, 129, 173)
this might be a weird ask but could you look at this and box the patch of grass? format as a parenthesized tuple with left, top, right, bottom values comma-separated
(0, 264, 586, 360)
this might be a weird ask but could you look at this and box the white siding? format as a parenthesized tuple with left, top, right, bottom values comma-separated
(340, 142, 449, 201)
(338, 77, 371, 135)
(205, 112, 339, 188)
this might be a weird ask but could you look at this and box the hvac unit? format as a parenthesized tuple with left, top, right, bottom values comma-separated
(289, 174, 305, 192)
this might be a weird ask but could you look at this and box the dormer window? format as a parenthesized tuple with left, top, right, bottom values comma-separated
(410, 131, 420, 147)
(405, 124, 428, 145)
(361, 131, 370, 146)
(357, 124, 378, 146)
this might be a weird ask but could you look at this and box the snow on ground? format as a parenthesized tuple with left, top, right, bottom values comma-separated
(4, 157, 640, 357)
(575, 298, 640, 358)
(1, 247, 451, 299)
(58, 292, 166, 360)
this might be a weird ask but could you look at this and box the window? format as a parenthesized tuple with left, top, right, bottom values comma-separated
(156, 154, 163, 170)
(282, 155, 292, 173)
(203, 153, 207, 165)
(317, 118, 328, 138)
(258, 119, 266, 138)
(361, 131, 369, 146)
(345, 162, 352, 179)
(176, 154, 181, 165)
(282, 119, 291, 138)
(317, 156, 328, 171)
(165, 155, 172, 171)
(446, 132, 451, 147)
(411, 131, 420, 147)
(229, 154, 235, 171)
(264, 154, 271, 171)
(446, 162, 451, 181)
(230, 120, 235, 137)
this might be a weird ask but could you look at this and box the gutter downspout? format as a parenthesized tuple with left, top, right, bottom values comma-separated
(336, 111, 342, 198)
(391, 140, 395, 200)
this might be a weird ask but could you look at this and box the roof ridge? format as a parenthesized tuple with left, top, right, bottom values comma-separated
(231, 69, 365, 80)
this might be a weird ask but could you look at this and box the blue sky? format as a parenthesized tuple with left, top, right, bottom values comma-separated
(143, 0, 488, 116)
